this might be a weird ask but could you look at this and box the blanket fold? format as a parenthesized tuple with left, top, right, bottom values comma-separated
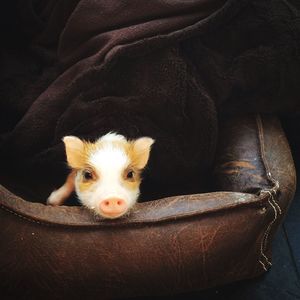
(0, 0, 299, 201)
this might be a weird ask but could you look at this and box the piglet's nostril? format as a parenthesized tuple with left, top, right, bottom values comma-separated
(99, 198, 127, 217)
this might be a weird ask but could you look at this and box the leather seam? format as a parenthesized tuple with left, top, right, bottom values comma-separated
(0, 204, 54, 227)
(256, 114, 281, 271)
(0, 194, 268, 228)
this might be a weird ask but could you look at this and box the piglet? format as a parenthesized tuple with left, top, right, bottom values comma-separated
(47, 133, 154, 219)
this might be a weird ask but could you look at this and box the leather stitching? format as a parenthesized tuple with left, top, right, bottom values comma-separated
(0, 194, 267, 228)
(256, 114, 281, 271)
(0, 204, 54, 227)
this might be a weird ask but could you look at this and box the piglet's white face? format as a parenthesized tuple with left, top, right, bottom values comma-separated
(63, 133, 154, 219)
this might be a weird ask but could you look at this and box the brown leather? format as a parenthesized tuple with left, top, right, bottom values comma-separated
(214, 114, 296, 271)
(0, 114, 296, 299)
(214, 115, 271, 193)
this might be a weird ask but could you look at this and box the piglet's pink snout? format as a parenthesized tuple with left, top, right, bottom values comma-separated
(99, 198, 127, 218)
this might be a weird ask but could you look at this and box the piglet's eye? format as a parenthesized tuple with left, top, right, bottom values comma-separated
(126, 170, 134, 179)
(82, 170, 93, 180)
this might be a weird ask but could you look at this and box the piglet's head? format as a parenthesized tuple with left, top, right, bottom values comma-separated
(63, 133, 154, 219)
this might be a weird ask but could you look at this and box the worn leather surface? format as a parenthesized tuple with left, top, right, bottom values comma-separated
(0, 115, 296, 299)
(214, 115, 271, 193)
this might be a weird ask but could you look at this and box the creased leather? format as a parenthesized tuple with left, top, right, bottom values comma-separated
(0, 114, 296, 300)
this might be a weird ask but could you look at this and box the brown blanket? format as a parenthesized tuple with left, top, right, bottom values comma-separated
(0, 0, 299, 202)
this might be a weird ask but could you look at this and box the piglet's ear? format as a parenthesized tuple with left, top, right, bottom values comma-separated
(132, 137, 155, 169)
(63, 136, 85, 169)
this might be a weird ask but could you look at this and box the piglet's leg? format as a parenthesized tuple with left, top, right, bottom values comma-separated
(47, 171, 76, 206)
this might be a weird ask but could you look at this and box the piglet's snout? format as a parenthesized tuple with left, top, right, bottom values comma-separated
(99, 198, 127, 218)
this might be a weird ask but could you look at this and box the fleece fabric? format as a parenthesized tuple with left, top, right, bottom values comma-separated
(0, 0, 299, 201)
